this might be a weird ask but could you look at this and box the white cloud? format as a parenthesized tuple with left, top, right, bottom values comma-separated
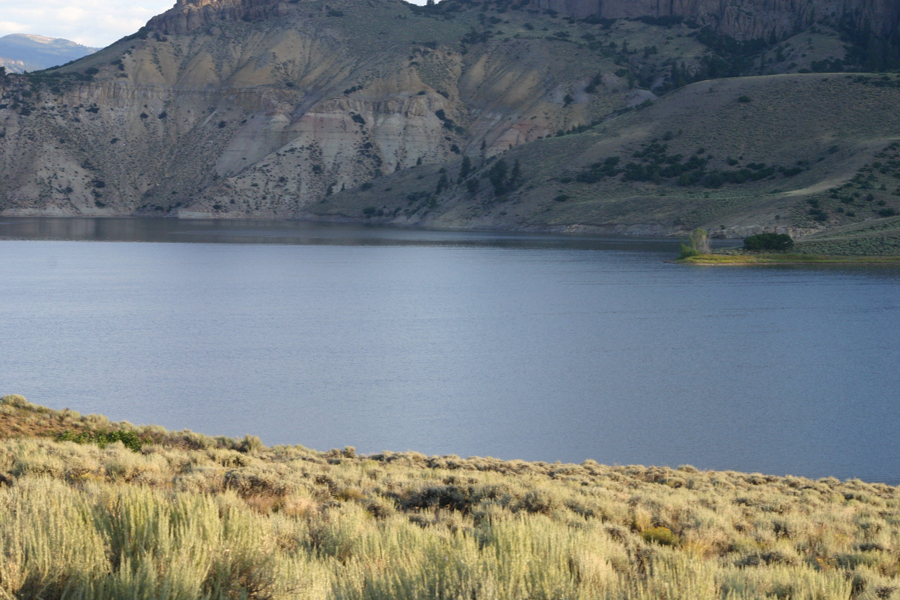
(0, 0, 174, 48)
(0, 21, 31, 37)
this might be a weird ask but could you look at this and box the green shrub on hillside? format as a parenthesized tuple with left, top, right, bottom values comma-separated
(57, 429, 143, 451)
(574, 139, 795, 190)
(642, 526, 680, 546)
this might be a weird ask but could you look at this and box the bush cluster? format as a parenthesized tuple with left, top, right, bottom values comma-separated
(56, 429, 143, 452)
(743, 233, 795, 252)
(574, 140, 800, 189)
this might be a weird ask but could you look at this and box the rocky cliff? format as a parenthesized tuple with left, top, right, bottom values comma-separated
(518, 0, 899, 40)
(147, 0, 900, 41)
(147, 0, 293, 35)
(0, 0, 898, 230)
(0, 0, 645, 218)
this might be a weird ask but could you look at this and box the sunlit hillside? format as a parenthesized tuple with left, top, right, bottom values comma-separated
(1, 394, 898, 600)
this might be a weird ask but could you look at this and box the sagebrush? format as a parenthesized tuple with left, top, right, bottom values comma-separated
(1, 394, 898, 600)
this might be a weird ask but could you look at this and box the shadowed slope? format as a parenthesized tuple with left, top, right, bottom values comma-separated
(312, 73, 900, 238)
(0, 0, 898, 237)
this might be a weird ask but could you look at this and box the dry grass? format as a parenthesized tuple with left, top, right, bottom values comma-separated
(2, 394, 899, 599)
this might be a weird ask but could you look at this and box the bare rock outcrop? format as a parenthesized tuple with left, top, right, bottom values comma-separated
(3, 0, 899, 231)
(147, 0, 292, 34)
(1, 0, 625, 220)
(148, 0, 900, 41)
(516, 0, 899, 41)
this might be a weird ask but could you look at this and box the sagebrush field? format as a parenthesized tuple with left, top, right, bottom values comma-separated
(1, 394, 898, 600)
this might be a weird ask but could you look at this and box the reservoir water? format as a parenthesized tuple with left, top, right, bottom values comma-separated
(1, 217, 899, 483)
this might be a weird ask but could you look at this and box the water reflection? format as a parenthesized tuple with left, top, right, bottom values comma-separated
(0, 216, 738, 252)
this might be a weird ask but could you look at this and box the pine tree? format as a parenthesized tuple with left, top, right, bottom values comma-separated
(458, 156, 472, 182)
(488, 159, 508, 195)
(435, 172, 449, 194)
(509, 159, 521, 190)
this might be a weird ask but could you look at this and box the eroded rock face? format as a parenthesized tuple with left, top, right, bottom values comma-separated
(149, 0, 900, 41)
(847, 0, 900, 37)
(512, 0, 898, 40)
(195, 92, 470, 215)
(0, 0, 623, 219)
(2, 0, 898, 223)
(148, 0, 291, 34)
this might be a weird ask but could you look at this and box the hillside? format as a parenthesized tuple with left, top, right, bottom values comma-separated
(2, 393, 899, 599)
(0, 0, 899, 239)
(308, 73, 900, 237)
(0, 34, 98, 73)
(794, 214, 900, 255)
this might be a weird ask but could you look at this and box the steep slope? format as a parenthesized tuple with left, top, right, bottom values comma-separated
(0, 0, 898, 235)
(312, 73, 900, 237)
(0, 34, 98, 73)
(515, 0, 900, 41)
(0, 0, 707, 217)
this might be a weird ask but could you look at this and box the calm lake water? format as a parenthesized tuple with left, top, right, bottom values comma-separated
(1, 217, 899, 483)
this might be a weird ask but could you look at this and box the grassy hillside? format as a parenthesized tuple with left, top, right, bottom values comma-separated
(794, 215, 900, 255)
(311, 73, 900, 239)
(0, 0, 709, 219)
(1, 394, 898, 600)
(1, 0, 898, 242)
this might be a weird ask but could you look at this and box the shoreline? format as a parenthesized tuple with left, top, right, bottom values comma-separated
(1, 395, 896, 486)
(2, 394, 899, 599)
(678, 253, 900, 265)
(0, 212, 794, 240)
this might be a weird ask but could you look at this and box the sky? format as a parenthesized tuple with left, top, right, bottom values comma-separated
(0, 0, 431, 48)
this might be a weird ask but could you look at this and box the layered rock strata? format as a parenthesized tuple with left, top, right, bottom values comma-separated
(150, 0, 900, 41)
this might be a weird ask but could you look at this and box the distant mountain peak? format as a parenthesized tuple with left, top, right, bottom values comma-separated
(0, 34, 98, 72)
(3, 33, 93, 48)
(11, 34, 56, 44)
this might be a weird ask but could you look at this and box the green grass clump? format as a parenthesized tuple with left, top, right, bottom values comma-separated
(1, 395, 899, 599)
(56, 428, 143, 451)
(677, 243, 701, 259)
(642, 526, 680, 546)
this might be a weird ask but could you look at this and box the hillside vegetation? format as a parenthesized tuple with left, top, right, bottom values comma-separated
(311, 74, 900, 239)
(1, 394, 899, 600)
(793, 215, 900, 255)
(0, 0, 899, 243)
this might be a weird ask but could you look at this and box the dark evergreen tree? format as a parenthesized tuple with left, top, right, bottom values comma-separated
(488, 159, 508, 195)
(459, 156, 472, 181)
(435, 172, 449, 194)
(509, 159, 521, 189)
